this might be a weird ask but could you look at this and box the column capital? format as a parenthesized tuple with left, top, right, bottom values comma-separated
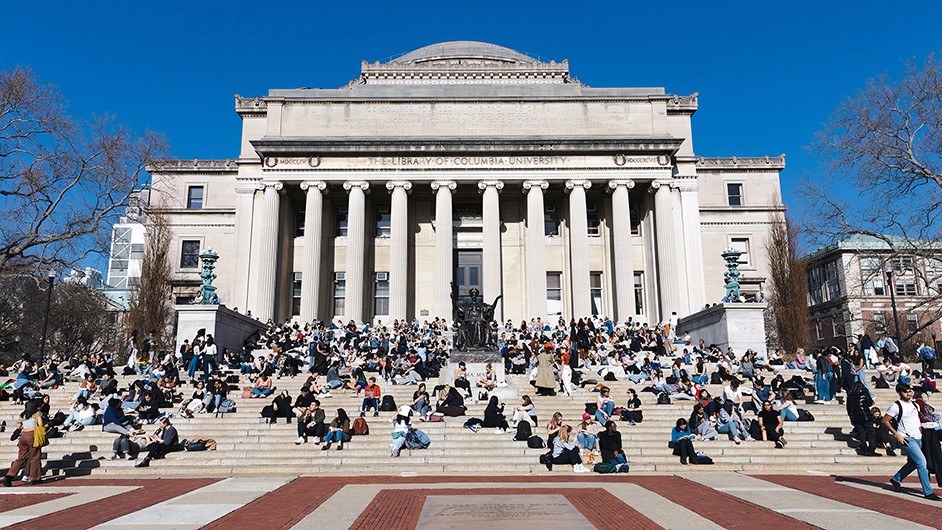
(385, 180, 413, 192)
(522, 179, 549, 192)
(606, 179, 636, 192)
(477, 180, 504, 193)
(300, 180, 328, 193)
(673, 176, 699, 193)
(565, 179, 592, 192)
(235, 182, 264, 195)
(430, 180, 457, 192)
(343, 180, 370, 193)
(649, 179, 674, 192)
(260, 180, 284, 192)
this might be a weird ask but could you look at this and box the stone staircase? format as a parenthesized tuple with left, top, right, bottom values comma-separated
(0, 369, 912, 477)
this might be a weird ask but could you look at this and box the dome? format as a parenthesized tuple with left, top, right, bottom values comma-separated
(390, 41, 539, 65)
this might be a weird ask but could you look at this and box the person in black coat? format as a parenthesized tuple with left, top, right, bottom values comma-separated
(846, 380, 877, 455)
(482, 396, 509, 432)
(598, 420, 628, 466)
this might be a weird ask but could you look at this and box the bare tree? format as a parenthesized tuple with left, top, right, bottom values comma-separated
(128, 211, 173, 352)
(766, 204, 809, 357)
(0, 66, 167, 275)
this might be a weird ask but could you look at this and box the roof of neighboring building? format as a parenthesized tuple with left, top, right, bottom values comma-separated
(805, 233, 941, 261)
(97, 287, 133, 311)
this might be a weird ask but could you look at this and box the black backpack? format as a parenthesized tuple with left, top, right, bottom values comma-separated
(656, 392, 671, 405)
(527, 435, 545, 448)
(515, 421, 533, 441)
(710, 372, 722, 385)
(603, 372, 617, 382)
(379, 395, 397, 411)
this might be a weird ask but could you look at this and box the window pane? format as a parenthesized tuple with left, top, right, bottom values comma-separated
(181, 240, 200, 268)
(187, 186, 204, 209)
(730, 238, 750, 265)
(469, 267, 479, 286)
(633, 272, 644, 315)
(727, 183, 742, 206)
(546, 272, 561, 289)
(630, 202, 641, 236)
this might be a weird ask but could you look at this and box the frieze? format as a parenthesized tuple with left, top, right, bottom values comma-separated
(697, 155, 786, 170)
(149, 158, 238, 173)
(263, 157, 321, 170)
(613, 154, 670, 167)
(259, 154, 676, 171)
(235, 94, 268, 113)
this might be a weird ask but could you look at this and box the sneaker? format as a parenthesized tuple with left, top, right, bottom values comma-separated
(73, 424, 84, 432)
(925, 493, 942, 501)
(108, 453, 121, 461)
(573, 464, 590, 473)
(373, 411, 379, 417)
(296, 437, 306, 445)
(890, 479, 902, 492)
(774, 440, 784, 449)
(359, 412, 365, 418)
(734, 437, 742, 445)
(887, 448, 897, 457)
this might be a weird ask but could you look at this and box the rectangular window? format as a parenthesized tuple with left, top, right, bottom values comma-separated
(892, 256, 914, 273)
(908, 314, 919, 333)
(547, 272, 563, 315)
(633, 272, 644, 315)
(130, 243, 145, 259)
(292, 272, 302, 316)
(815, 320, 823, 340)
(873, 313, 887, 333)
(630, 202, 642, 236)
(860, 256, 882, 275)
(544, 206, 560, 236)
(832, 317, 843, 338)
(375, 205, 391, 237)
(896, 279, 917, 296)
(587, 214, 601, 236)
(727, 183, 743, 207)
(374, 272, 390, 316)
(333, 273, 346, 316)
(296, 206, 305, 237)
(730, 238, 750, 266)
(590, 272, 603, 314)
(187, 186, 204, 209)
(864, 278, 886, 296)
(335, 207, 348, 237)
(180, 240, 200, 268)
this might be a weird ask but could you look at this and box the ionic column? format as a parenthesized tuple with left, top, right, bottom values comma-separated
(678, 180, 705, 312)
(256, 180, 283, 322)
(608, 179, 636, 321)
(478, 180, 504, 321)
(386, 180, 412, 321)
(523, 180, 549, 319)
(299, 180, 327, 322)
(233, 183, 261, 312)
(343, 180, 370, 324)
(431, 180, 456, 321)
(653, 180, 681, 321)
(566, 179, 592, 318)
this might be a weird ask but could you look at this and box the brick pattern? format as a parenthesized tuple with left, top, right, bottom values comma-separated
(0, 492, 72, 513)
(203, 477, 350, 530)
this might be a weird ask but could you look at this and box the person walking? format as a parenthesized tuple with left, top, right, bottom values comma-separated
(883, 383, 942, 500)
(4, 399, 46, 486)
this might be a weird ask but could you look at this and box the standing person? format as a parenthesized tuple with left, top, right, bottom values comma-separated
(535, 347, 556, 396)
(814, 351, 834, 404)
(847, 380, 877, 456)
(918, 342, 937, 379)
(884, 383, 942, 500)
(3, 399, 45, 486)
(201, 336, 217, 382)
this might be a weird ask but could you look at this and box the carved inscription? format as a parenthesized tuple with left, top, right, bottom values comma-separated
(366, 156, 569, 167)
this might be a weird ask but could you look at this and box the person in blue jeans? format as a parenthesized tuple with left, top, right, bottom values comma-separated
(883, 383, 941, 501)
(598, 420, 628, 468)
(321, 408, 351, 451)
(717, 401, 745, 444)
(595, 387, 615, 424)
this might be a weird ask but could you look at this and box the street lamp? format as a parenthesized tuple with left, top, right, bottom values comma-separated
(884, 262, 902, 348)
(38, 269, 55, 365)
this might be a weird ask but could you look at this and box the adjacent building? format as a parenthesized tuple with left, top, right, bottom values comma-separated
(146, 41, 785, 325)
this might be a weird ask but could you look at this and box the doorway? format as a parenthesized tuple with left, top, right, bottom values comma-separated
(455, 249, 483, 298)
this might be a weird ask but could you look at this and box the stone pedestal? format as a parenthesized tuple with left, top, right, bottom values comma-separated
(440, 350, 507, 390)
(175, 305, 267, 357)
(677, 302, 768, 355)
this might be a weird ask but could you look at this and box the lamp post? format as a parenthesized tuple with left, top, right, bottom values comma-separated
(885, 263, 902, 348)
(38, 269, 55, 365)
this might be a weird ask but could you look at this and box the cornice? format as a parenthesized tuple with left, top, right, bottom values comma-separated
(696, 155, 786, 171)
(148, 158, 239, 174)
(665, 93, 698, 114)
(235, 94, 268, 116)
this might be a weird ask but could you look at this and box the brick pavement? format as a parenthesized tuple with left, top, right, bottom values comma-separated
(0, 473, 938, 529)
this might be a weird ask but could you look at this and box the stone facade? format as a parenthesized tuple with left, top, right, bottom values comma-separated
(146, 41, 785, 325)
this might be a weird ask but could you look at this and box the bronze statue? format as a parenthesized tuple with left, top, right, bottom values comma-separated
(450, 282, 502, 351)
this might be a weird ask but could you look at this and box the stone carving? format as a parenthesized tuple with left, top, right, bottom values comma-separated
(612, 154, 671, 167)
(607, 179, 636, 191)
(430, 180, 457, 192)
(343, 180, 370, 192)
(385, 180, 413, 192)
(477, 180, 505, 192)
(261, 180, 284, 191)
(300, 180, 328, 193)
(149, 159, 237, 172)
(234, 94, 267, 112)
(565, 179, 592, 191)
(697, 155, 786, 169)
(722, 247, 744, 302)
(450, 283, 502, 352)
(666, 93, 699, 109)
(198, 248, 220, 304)
(522, 180, 549, 192)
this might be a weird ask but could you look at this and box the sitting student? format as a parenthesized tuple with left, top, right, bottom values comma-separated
(263, 390, 293, 424)
(292, 386, 316, 419)
(103, 398, 134, 436)
(410, 384, 431, 420)
(757, 400, 787, 448)
(252, 374, 274, 398)
(482, 395, 509, 433)
(621, 389, 644, 424)
(325, 362, 344, 390)
(321, 408, 351, 451)
(776, 390, 800, 422)
(670, 418, 697, 465)
(135, 393, 162, 424)
(135, 417, 181, 467)
(389, 406, 413, 457)
(545, 425, 590, 472)
(576, 413, 599, 455)
(748, 377, 774, 413)
(296, 400, 326, 445)
(476, 363, 498, 391)
(717, 401, 746, 444)
(360, 377, 381, 418)
(546, 412, 563, 446)
(510, 395, 536, 427)
(63, 397, 96, 431)
(181, 381, 207, 418)
(453, 362, 473, 398)
(598, 420, 629, 469)
(871, 406, 898, 456)
(594, 387, 616, 424)
(688, 403, 717, 440)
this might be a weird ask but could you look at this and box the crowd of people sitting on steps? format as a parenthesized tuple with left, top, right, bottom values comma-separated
(4, 311, 942, 496)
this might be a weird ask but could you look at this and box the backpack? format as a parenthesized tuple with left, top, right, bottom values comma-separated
(539, 451, 552, 466)
(593, 462, 617, 473)
(603, 372, 617, 382)
(185, 440, 208, 451)
(260, 405, 275, 418)
(352, 417, 369, 436)
(379, 395, 397, 412)
(693, 451, 714, 465)
(875, 377, 890, 389)
(584, 402, 598, 415)
(710, 372, 722, 385)
(405, 429, 431, 449)
(217, 399, 237, 413)
(515, 421, 533, 441)
(580, 379, 598, 388)
(656, 392, 671, 405)
(796, 408, 815, 422)
(527, 435, 545, 449)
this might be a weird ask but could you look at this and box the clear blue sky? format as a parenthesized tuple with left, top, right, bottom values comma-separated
(3, 0, 940, 268)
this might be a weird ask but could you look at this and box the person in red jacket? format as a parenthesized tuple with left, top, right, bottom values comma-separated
(360, 377, 381, 417)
